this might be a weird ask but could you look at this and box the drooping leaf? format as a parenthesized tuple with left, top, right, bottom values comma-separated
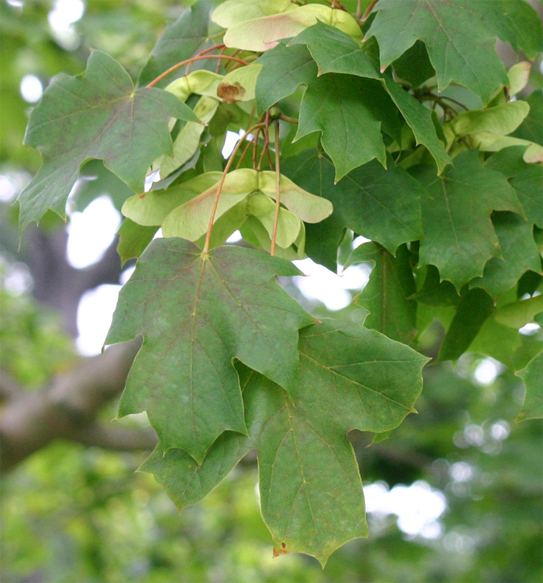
(346, 243, 417, 344)
(295, 74, 399, 180)
(245, 320, 429, 565)
(138, 0, 212, 87)
(282, 150, 425, 254)
(412, 265, 460, 307)
(511, 91, 543, 146)
(290, 21, 380, 80)
(255, 43, 317, 115)
(140, 432, 251, 508)
(18, 50, 197, 231)
(414, 150, 524, 289)
(439, 288, 495, 361)
(495, 295, 543, 329)
(470, 212, 541, 298)
(516, 351, 543, 421)
(105, 238, 314, 462)
(116, 219, 158, 265)
(367, 0, 542, 103)
(158, 96, 219, 178)
(486, 147, 543, 228)
(392, 41, 435, 87)
(290, 23, 450, 173)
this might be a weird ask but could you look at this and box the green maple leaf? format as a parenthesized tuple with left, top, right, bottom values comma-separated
(18, 50, 197, 231)
(106, 238, 314, 462)
(439, 288, 495, 361)
(470, 212, 541, 298)
(247, 320, 429, 564)
(282, 150, 425, 254)
(291, 23, 450, 173)
(414, 150, 524, 289)
(256, 42, 401, 180)
(138, 0, 212, 87)
(486, 147, 543, 228)
(345, 243, 417, 344)
(516, 351, 543, 422)
(140, 432, 251, 508)
(367, 0, 542, 104)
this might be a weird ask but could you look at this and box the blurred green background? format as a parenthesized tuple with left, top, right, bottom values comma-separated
(1, 1, 542, 582)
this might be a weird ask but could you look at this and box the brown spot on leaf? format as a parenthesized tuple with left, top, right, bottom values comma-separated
(273, 543, 288, 557)
(217, 81, 246, 104)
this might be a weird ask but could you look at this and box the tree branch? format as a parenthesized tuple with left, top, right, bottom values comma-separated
(0, 338, 142, 472)
(72, 424, 157, 452)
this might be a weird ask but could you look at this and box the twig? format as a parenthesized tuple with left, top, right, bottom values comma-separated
(146, 54, 249, 88)
(361, 0, 379, 22)
(203, 123, 266, 253)
(186, 43, 225, 75)
(270, 122, 282, 256)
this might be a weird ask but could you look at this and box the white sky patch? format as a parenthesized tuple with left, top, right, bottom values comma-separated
(364, 480, 447, 539)
(519, 323, 541, 335)
(48, 0, 85, 30)
(20, 75, 43, 103)
(226, 230, 243, 243)
(77, 284, 121, 356)
(293, 258, 370, 311)
(67, 196, 121, 269)
(222, 130, 248, 158)
(0, 175, 18, 202)
(473, 358, 502, 385)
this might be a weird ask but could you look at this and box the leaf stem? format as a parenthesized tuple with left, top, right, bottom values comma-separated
(203, 123, 265, 253)
(186, 44, 225, 74)
(146, 54, 249, 88)
(361, 0, 379, 22)
(270, 122, 281, 257)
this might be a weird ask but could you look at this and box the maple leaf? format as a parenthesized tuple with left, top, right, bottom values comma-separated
(248, 320, 429, 564)
(367, 0, 542, 104)
(137, 0, 212, 87)
(105, 238, 314, 463)
(516, 351, 543, 422)
(414, 150, 525, 289)
(282, 150, 425, 254)
(141, 319, 428, 565)
(345, 243, 417, 344)
(18, 50, 197, 231)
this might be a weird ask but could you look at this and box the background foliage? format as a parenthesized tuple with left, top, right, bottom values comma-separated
(1, 0, 542, 581)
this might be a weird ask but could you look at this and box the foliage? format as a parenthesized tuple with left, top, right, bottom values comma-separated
(14, 0, 543, 566)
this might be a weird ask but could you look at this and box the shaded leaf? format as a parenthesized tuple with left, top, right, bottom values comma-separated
(117, 219, 158, 265)
(470, 212, 541, 298)
(346, 243, 417, 344)
(255, 43, 317, 115)
(486, 146, 543, 228)
(282, 150, 425, 254)
(106, 238, 314, 462)
(245, 320, 428, 565)
(295, 74, 397, 180)
(290, 23, 450, 173)
(516, 351, 543, 421)
(511, 91, 543, 146)
(439, 288, 495, 361)
(412, 265, 460, 307)
(140, 432, 251, 508)
(18, 51, 196, 231)
(367, 0, 541, 103)
(138, 0, 212, 87)
(392, 41, 435, 87)
(414, 150, 524, 289)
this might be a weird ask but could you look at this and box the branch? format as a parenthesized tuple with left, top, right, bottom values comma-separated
(72, 424, 157, 452)
(0, 338, 141, 472)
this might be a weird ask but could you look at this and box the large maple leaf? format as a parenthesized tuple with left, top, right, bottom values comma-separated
(367, 0, 542, 104)
(106, 238, 314, 462)
(141, 320, 428, 565)
(18, 50, 196, 230)
(414, 150, 525, 289)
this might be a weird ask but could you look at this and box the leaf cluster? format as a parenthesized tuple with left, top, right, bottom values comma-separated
(16, 0, 543, 564)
